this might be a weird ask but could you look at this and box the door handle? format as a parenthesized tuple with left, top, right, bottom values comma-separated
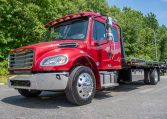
(94, 42, 100, 46)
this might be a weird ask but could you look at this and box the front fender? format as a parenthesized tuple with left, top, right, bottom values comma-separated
(33, 48, 94, 71)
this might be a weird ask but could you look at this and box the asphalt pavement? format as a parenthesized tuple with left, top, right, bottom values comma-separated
(0, 74, 167, 119)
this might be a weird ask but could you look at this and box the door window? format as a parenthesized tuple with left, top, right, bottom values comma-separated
(112, 27, 118, 42)
(93, 20, 106, 41)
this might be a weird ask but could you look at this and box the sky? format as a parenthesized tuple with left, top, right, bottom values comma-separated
(107, 0, 167, 26)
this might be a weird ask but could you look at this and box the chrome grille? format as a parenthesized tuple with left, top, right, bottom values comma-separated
(9, 49, 34, 69)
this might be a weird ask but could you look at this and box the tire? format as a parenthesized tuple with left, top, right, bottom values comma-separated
(144, 69, 150, 85)
(65, 66, 96, 106)
(18, 89, 42, 97)
(150, 68, 159, 85)
(144, 78, 150, 85)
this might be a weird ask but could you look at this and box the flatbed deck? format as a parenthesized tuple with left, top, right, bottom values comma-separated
(124, 58, 165, 69)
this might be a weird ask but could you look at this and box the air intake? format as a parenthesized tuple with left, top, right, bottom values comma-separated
(58, 43, 79, 48)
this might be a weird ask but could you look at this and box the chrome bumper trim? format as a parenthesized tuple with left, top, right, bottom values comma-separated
(8, 72, 69, 91)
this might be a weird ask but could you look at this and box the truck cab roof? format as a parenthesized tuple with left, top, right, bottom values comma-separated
(45, 12, 114, 28)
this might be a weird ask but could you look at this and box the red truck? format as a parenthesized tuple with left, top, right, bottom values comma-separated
(8, 12, 161, 105)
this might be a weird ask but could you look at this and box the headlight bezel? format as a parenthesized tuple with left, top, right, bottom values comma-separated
(40, 55, 68, 66)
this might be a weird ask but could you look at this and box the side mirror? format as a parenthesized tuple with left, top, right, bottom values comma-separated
(107, 17, 113, 26)
(106, 17, 113, 40)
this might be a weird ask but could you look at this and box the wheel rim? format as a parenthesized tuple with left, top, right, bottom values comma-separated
(77, 73, 94, 99)
(154, 70, 158, 82)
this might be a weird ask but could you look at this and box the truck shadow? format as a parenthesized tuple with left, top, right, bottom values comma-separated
(1, 92, 73, 109)
(112, 79, 145, 92)
(1, 79, 145, 108)
(94, 79, 145, 100)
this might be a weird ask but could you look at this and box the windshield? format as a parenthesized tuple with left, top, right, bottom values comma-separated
(42, 18, 89, 41)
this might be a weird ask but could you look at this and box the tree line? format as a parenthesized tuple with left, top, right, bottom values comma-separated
(1, 0, 167, 62)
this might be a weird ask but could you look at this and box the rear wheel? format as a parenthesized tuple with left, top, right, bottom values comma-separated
(65, 66, 96, 105)
(18, 89, 42, 97)
(144, 69, 150, 85)
(150, 68, 159, 85)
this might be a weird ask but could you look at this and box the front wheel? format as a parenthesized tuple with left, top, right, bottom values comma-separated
(18, 89, 42, 97)
(65, 66, 96, 105)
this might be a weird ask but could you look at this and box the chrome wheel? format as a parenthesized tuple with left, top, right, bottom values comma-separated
(65, 66, 96, 105)
(150, 68, 159, 85)
(77, 73, 93, 99)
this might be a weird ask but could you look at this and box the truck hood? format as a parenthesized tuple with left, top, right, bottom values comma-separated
(11, 40, 87, 60)
(12, 40, 84, 52)
(9, 40, 88, 72)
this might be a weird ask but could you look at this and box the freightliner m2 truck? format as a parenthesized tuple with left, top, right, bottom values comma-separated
(8, 12, 161, 105)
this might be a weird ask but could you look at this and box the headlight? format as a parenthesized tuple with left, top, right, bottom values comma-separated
(40, 55, 68, 66)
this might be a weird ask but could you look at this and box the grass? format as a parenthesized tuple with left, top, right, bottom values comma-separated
(0, 60, 9, 84)
(0, 76, 8, 84)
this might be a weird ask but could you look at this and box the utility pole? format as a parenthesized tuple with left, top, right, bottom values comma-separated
(154, 30, 158, 61)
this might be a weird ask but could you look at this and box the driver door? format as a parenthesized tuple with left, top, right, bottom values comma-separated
(89, 19, 111, 70)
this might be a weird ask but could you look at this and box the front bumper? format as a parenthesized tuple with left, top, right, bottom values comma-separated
(8, 72, 69, 91)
